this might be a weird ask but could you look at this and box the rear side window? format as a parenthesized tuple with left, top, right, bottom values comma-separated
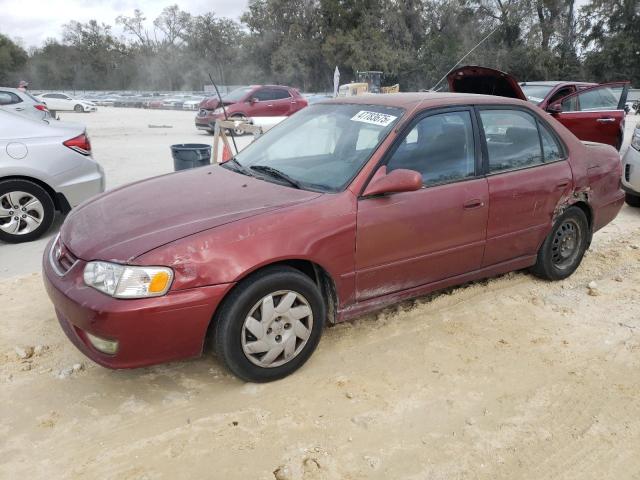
(270, 89, 291, 100)
(0, 91, 21, 105)
(387, 110, 476, 186)
(480, 110, 543, 173)
(538, 122, 563, 162)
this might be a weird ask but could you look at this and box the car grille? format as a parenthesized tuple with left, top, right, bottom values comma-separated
(50, 235, 78, 276)
(625, 164, 631, 182)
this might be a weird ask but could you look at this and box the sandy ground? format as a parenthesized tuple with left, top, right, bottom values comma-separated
(1, 110, 640, 479)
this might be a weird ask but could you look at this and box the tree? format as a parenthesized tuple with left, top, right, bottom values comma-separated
(0, 34, 28, 85)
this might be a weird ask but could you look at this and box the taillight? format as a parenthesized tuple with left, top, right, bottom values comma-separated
(34, 104, 48, 111)
(64, 133, 92, 156)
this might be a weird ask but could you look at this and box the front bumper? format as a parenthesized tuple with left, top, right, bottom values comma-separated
(42, 238, 234, 369)
(622, 145, 640, 196)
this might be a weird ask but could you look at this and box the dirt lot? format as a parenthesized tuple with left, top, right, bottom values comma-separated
(1, 110, 640, 479)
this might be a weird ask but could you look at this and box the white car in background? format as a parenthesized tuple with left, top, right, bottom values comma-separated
(0, 109, 105, 243)
(0, 87, 51, 121)
(622, 123, 640, 207)
(36, 92, 97, 113)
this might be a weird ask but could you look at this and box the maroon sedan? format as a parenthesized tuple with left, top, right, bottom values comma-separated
(44, 93, 624, 382)
(195, 85, 307, 134)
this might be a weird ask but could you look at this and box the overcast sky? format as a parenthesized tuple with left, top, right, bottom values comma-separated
(0, 0, 251, 48)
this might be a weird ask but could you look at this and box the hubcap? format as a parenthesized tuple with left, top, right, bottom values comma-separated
(0, 191, 44, 235)
(551, 219, 581, 269)
(241, 290, 313, 368)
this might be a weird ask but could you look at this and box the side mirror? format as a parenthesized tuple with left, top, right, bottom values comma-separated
(248, 97, 257, 105)
(362, 167, 422, 197)
(547, 102, 562, 114)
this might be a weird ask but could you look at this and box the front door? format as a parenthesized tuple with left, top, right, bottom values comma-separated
(552, 82, 630, 149)
(477, 107, 574, 266)
(355, 108, 488, 301)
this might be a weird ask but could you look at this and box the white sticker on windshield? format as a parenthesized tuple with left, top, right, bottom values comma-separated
(351, 110, 397, 127)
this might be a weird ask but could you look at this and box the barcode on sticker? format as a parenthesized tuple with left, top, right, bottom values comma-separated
(351, 111, 397, 127)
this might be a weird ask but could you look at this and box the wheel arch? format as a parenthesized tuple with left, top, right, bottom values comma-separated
(0, 175, 69, 213)
(203, 258, 339, 352)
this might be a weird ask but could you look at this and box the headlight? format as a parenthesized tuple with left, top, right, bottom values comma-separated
(83, 261, 173, 298)
(213, 107, 224, 114)
(632, 129, 640, 151)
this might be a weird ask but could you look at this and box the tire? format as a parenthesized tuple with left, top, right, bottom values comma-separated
(625, 193, 640, 208)
(229, 114, 247, 137)
(214, 266, 325, 382)
(0, 179, 55, 243)
(74, 104, 84, 113)
(531, 206, 589, 281)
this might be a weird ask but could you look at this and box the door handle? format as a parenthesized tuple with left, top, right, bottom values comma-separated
(463, 199, 484, 209)
(14, 107, 24, 111)
(596, 117, 616, 123)
(556, 180, 570, 189)
(267, 104, 273, 107)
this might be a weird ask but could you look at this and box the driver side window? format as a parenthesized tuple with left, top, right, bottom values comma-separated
(387, 111, 476, 186)
(253, 89, 272, 102)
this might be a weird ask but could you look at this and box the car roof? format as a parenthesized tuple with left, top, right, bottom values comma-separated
(319, 92, 535, 109)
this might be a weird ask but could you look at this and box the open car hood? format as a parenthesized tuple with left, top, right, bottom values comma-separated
(447, 66, 527, 101)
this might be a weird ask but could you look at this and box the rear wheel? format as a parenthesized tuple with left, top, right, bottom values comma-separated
(625, 193, 640, 208)
(74, 104, 84, 113)
(531, 207, 589, 280)
(0, 179, 55, 243)
(214, 266, 325, 382)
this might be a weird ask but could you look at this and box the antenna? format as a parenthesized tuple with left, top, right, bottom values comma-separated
(208, 72, 238, 155)
(430, 26, 500, 91)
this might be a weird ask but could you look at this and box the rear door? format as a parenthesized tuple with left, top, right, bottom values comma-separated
(551, 82, 630, 150)
(268, 88, 294, 116)
(0, 90, 26, 116)
(477, 107, 573, 266)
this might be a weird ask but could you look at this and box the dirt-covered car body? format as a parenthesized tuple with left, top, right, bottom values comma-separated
(43, 92, 623, 370)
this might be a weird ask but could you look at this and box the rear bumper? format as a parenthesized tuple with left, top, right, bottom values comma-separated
(56, 161, 105, 207)
(42, 238, 234, 369)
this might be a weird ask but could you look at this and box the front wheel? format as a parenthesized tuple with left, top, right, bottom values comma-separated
(0, 179, 55, 243)
(625, 193, 640, 208)
(74, 104, 84, 112)
(531, 206, 589, 281)
(214, 266, 325, 382)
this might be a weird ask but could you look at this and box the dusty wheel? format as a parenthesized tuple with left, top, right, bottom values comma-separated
(214, 266, 325, 382)
(0, 179, 55, 243)
(625, 193, 640, 208)
(531, 206, 589, 281)
(74, 104, 84, 113)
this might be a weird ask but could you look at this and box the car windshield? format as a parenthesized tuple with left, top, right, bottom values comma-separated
(230, 103, 403, 192)
(223, 87, 253, 102)
(520, 85, 554, 104)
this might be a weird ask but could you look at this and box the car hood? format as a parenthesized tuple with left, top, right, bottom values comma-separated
(447, 65, 527, 101)
(61, 165, 322, 262)
(199, 98, 234, 110)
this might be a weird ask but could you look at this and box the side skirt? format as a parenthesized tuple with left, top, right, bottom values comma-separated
(336, 255, 537, 322)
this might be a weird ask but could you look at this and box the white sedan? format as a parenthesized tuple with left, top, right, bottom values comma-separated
(36, 93, 97, 113)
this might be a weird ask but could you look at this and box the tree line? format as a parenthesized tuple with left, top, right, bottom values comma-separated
(0, 0, 638, 92)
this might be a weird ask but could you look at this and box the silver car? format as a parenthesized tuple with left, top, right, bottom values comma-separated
(622, 122, 640, 207)
(0, 87, 51, 121)
(0, 109, 105, 243)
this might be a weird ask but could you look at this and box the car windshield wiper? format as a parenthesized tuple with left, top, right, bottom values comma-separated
(222, 157, 253, 177)
(249, 165, 302, 189)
